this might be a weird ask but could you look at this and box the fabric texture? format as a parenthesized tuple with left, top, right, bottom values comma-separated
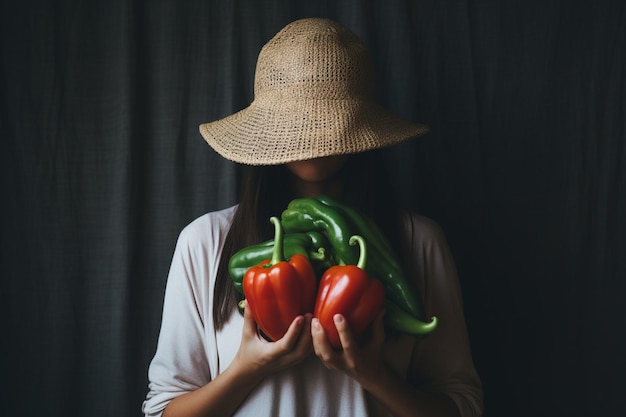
(142, 206, 483, 417)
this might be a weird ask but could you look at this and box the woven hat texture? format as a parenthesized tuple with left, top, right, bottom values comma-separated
(199, 17, 428, 165)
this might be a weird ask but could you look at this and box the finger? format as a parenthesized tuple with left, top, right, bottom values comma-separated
(274, 315, 305, 353)
(334, 314, 356, 352)
(241, 300, 259, 339)
(311, 318, 327, 352)
(298, 314, 314, 347)
(311, 318, 337, 368)
(292, 314, 314, 357)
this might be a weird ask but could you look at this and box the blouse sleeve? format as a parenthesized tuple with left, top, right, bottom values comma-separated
(141, 224, 214, 417)
(403, 212, 484, 417)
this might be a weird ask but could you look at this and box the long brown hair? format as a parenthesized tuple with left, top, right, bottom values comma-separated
(213, 150, 403, 329)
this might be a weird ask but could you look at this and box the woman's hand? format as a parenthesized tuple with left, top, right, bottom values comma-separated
(311, 310, 386, 390)
(233, 300, 314, 380)
(311, 311, 461, 417)
(163, 303, 313, 417)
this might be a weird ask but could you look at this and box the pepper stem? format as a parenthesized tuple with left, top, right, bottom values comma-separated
(349, 235, 367, 269)
(269, 216, 285, 265)
(310, 247, 326, 262)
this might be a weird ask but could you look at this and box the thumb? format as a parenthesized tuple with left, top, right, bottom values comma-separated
(241, 299, 258, 337)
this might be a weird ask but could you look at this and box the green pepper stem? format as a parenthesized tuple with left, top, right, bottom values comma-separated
(310, 247, 326, 262)
(349, 235, 367, 269)
(269, 216, 284, 265)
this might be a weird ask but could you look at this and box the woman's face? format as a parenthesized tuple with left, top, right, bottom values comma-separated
(285, 155, 348, 198)
(285, 155, 348, 183)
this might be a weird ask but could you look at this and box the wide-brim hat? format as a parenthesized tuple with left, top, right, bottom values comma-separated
(199, 18, 429, 166)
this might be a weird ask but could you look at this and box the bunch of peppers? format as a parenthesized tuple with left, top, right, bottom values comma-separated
(230, 196, 438, 346)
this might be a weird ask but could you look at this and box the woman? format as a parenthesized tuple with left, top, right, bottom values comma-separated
(143, 18, 483, 417)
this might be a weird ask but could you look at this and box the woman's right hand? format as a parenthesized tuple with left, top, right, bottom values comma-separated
(162, 302, 313, 417)
(233, 300, 314, 380)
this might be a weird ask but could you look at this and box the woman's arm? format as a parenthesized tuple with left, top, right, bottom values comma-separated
(311, 211, 483, 417)
(143, 213, 314, 417)
(403, 213, 483, 416)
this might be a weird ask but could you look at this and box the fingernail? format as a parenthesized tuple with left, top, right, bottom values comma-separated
(312, 318, 321, 330)
(333, 314, 344, 324)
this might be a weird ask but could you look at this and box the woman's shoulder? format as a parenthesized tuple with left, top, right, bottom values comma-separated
(177, 205, 237, 247)
(401, 210, 448, 245)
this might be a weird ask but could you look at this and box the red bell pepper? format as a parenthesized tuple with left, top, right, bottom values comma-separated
(243, 217, 318, 341)
(313, 235, 385, 349)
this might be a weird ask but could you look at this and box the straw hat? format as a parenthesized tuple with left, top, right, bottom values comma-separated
(199, 17, 428, 166)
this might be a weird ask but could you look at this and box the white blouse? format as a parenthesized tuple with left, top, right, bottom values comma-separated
(142, 206, 483, 416)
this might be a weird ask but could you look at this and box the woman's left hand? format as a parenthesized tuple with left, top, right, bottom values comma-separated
(311, 310, 386, 390)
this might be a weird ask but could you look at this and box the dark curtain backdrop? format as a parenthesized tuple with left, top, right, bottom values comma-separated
(2, 1, 624, 416)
